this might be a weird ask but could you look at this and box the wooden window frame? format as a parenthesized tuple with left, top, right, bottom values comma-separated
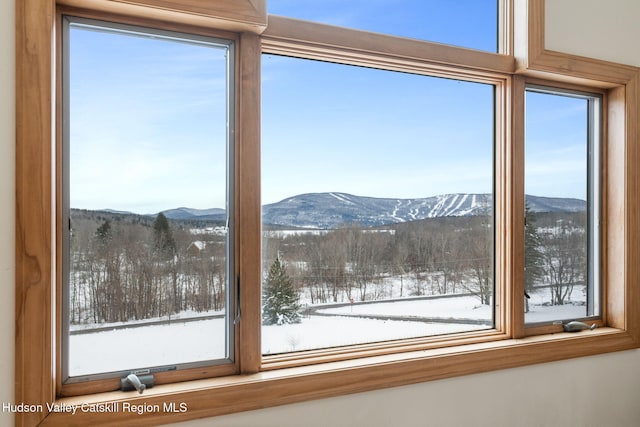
(15, 0, 639, 426)
(259, 17, 514, 369)
(56, 11, 243, 392)
(520, 79, 607, 335)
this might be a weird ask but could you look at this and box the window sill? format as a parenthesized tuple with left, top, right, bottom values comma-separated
(41, 327, 637, 426)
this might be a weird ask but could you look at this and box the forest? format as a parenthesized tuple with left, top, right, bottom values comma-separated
(68, 210, 228, 324)
(67, 208, 587, 326)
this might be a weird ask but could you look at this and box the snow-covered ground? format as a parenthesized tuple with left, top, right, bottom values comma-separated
(316, 295, 491, 321)
(69, 288, 593, 377)
(262, 315, 488, 355)
(69, 296, 491, 376)
(69, 319, 227, 376)
(69, 314, 487, 376)
(525, 284, 591, 324)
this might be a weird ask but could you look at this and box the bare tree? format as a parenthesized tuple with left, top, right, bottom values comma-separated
(524, 207, 545, 312)
(541, 219, 586, 305)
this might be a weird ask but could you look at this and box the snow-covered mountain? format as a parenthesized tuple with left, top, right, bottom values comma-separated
(155, 192, 585, 229)
(261, 192, 585, 229)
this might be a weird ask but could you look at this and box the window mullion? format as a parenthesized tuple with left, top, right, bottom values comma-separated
(508, 75, 526, 338)
(236, 32, 262, 374)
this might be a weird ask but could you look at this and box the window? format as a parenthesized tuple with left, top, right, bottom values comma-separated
(15, 1, 639, 425)
(267, 0, 499, 52)
(261, 55, 496, 354)
(61, 17, 235, 381)
(524, 86, 602, 325)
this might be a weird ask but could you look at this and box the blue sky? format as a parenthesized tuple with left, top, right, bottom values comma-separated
(69, 24, 230, 214)
(525, 91, 588, 201)
(68, 2, 588, 213)
(261, 55, 494, 204)
(267, 0, 498, 52)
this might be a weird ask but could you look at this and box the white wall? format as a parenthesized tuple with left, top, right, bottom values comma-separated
(546, 0, 640, 67)
(2, 1, 639, 427)
(171, 351, 640, 427)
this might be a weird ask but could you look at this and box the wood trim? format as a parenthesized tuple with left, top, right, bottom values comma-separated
(495, 75, 515, 335)
(509, 75, 526, 338)
(606, 84, 626, 330)
(236, 32, 262, 375)
(56, 5, 240, 41)
(516, 0, 637, 87)
(626, 72, 640, 341)
(262, 331, 508, 371)
(15, 0, 57, 426)
(59, 364, 238, 398)
(528, 50, 638, 87)
(526, 0, 545, 65)
(57, 0, 267, 34)
(262, 15, 516, 78)
(608, 70, 640, 339)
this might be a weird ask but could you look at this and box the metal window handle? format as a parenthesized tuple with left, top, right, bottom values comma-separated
(563, 321, 597, 332)
(121, 373, 154, 394)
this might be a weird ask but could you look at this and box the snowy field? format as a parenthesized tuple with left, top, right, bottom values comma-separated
(69, 314, 487, 376)
(261, 314, 488, 355)
(317, 295, 491, 321)
(69, 288, 592, 376)
(525, 285, 591, 323)
(69, 319, 227, 376)
(69, 296, 491, 376)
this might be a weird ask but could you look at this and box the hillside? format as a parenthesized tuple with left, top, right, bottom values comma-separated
(75, 192, 586, 230)
(261, 192, 585, 229)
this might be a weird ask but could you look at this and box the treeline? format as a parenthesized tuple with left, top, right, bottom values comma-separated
(69, 211, 226, 325)
(264, 211, 586, 307)
(264, 216, 494, 305)
(69, 209, 586, 325)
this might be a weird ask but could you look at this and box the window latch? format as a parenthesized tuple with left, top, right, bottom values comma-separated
(234, 276, 241, 325)
(120, 373, 154, 394)
(563, 321, 597, 333)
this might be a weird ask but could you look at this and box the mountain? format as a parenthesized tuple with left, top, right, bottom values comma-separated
(100, 208, 137, 215)
(101, 192, 585, 229)
(261, 192, 586, 229)
(160, 207, 226, 221)
(523, 195, 586, 213)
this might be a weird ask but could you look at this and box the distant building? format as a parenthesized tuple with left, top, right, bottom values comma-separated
(187, 241, 207, 257)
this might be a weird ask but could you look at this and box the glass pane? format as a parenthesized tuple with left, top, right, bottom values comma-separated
(268, 0, 498, 52)
(524, 89, 600, 324)
(262, 55, 495, 355)
(64, 19, 233, 378)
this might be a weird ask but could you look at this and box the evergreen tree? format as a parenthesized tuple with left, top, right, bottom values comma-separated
(524, 206, 545, 312)
(262, 256, 301, 325)
(153, 212, 176, 258)
(94, 219, 113, 258)
(95, 220, 112, 244)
